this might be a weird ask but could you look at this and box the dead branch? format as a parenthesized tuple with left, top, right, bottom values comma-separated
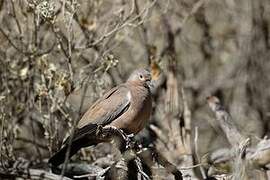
(206, 96, 246, 147)
(248, 138, 270, 167)
(207, 96, 270, 179)
(207, 96, 250, 179)
(0, 168, 72, 180)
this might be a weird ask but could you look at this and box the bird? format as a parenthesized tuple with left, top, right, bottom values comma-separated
(48, 68, 152, 166)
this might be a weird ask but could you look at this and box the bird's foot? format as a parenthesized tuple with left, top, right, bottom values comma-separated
(102, 126, 137, 150)
(96, 124, 104, 136)
(127, 133, 134, 138)
(104, 126, 129, 142)
(117, 128, 130, 142)
(124, 133, 135, 148)
(111, 129, 134, 149)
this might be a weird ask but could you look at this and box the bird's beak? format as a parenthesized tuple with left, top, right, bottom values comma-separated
(145, 79, 153, 88)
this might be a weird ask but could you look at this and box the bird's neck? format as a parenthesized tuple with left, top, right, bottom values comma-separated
(125, 82, 151, 101)
(126, 81, 149, 89)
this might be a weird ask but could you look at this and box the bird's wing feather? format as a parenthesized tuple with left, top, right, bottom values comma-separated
(62, 123, 98, 146)
(77, 84, 131, 128)
(62, 85, 130, 147)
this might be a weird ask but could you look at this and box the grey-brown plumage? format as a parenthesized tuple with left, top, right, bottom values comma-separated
(49, 68, 152, 166)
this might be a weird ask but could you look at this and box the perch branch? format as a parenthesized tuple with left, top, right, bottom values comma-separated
(53, 125, 183, 180)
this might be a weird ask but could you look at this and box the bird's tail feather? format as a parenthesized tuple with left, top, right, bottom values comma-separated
(48, 142, 81, 167)
(48, 124, 99, 167)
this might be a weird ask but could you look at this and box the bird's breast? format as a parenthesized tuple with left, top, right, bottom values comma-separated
(126, 86, 152, 133)
(109, 85, 152, 134)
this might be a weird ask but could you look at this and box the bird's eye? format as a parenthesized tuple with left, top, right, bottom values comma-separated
(139, 74, 143, 80)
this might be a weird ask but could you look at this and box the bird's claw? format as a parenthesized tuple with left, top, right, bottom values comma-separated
(127, 133, 134, 138)
(104, 126, 135, 150)
(118, 129, 130, 142)
(96, 125, 104, 136)
(113, 129, 134, 149)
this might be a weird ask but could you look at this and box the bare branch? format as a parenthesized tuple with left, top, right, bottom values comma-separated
(207, 96, 246, 147)
(194, 126, 207, 179)
(0, 168, 72, 180)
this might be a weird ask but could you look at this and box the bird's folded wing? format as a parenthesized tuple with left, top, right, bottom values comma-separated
(62, 123, 98, 146)
(77, 84, 131, 129)
(62, 85, 131, 146)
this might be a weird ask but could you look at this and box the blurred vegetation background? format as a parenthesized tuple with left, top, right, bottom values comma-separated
(0, 0, 270, 179)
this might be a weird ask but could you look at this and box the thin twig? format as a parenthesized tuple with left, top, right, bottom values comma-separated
(75, 0, 157, 50)
(194, 126, 207, 179)
(10, 0, 22, 35)
(179, 163, 203, 170)
(134, 157, 150, 180)
(0, 27, 24, 54)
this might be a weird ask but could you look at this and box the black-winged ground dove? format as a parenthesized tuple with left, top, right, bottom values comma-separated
(49, 68, 152, 166)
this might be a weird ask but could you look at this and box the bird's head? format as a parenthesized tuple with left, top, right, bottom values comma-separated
(127, 68, 152, 88)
